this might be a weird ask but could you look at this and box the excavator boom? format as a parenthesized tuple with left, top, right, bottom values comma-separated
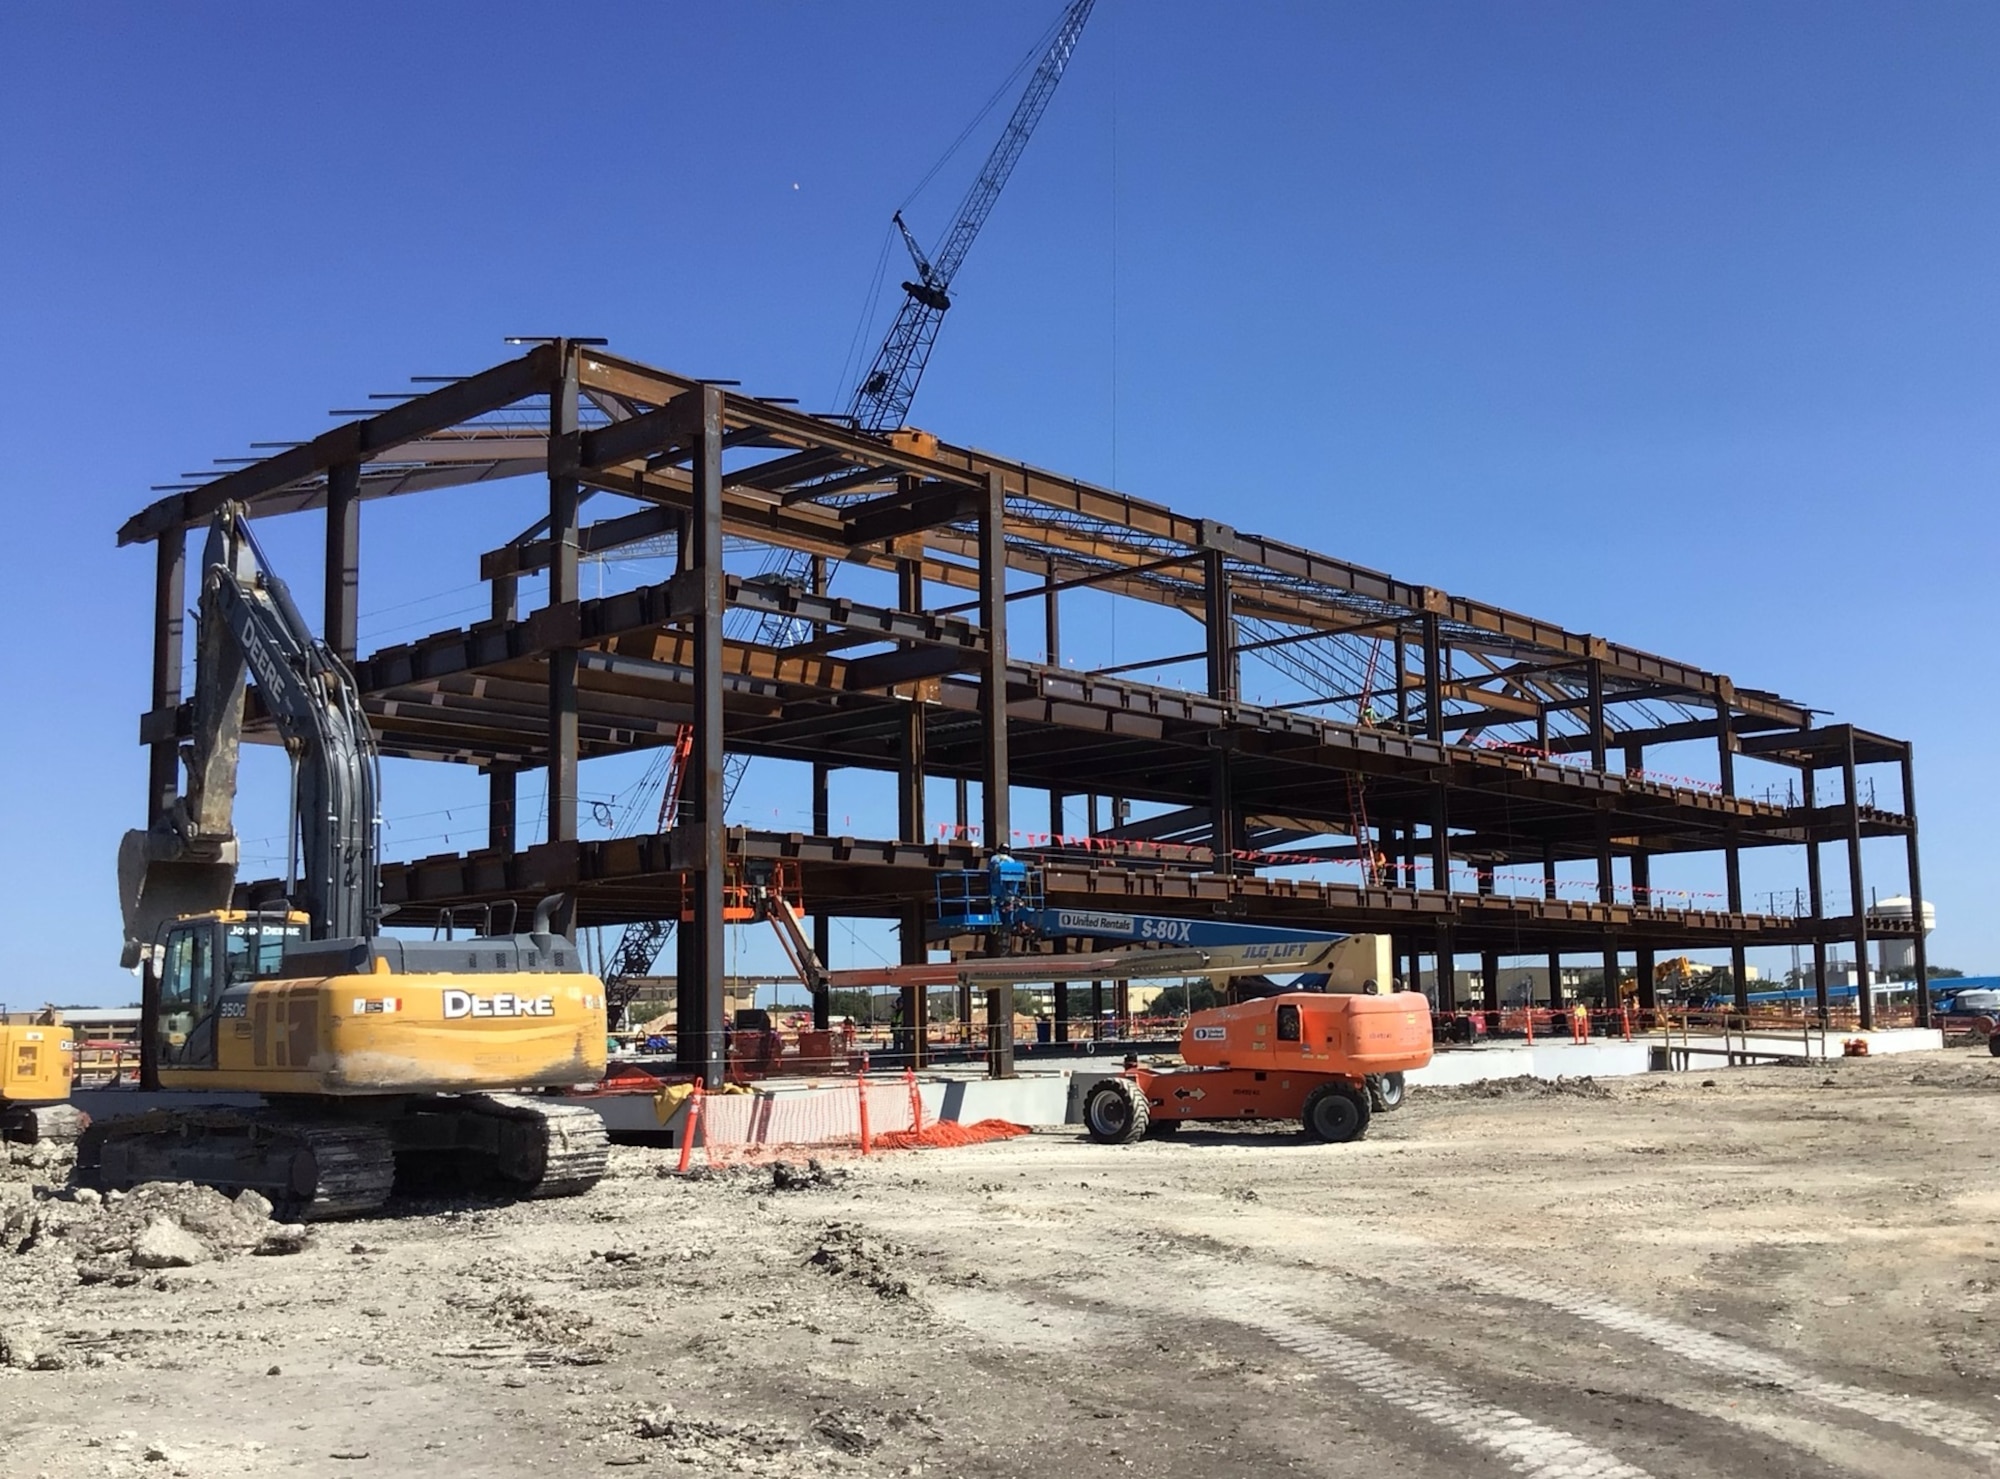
(119, 503, 380, 964)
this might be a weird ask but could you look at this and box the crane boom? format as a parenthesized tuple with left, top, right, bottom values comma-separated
(604, 0, 1093, 992)
(847, 0, 1094, 432)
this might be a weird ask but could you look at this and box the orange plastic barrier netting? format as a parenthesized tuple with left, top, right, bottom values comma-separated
(872, 1120, 1030, 1151)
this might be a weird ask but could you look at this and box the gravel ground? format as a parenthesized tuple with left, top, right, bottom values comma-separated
(6, 1050, 2000, 1478)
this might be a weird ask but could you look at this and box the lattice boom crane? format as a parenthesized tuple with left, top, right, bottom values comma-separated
(849, 0, 1096, 432)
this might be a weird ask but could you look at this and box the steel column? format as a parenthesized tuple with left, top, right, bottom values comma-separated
(324, 460, 360, 664)
(1844, 729, 1873, 1030)
(897, 540, 927, 845)
(810, 551, 832, 1028)
(979, 470, 1009, 851)
(1421, 614, 1455, 997)
(1204, 547, 1237, 876)
(674, 917, 700, 1076)
(1481, 948, 1501, 1015)
(1716, 695, 1747, 1013)
(1053, 958, 1071, 1044)
(546, 349, 581, 856)
(688, 385, 728, 1089)
(1586, 658, 1607, 772)
(1625, 744, 1650, 914)
(899, 901, 927, 1068)
(986, 985, 1016, 1078)
(141, 530, 186, 1091)
(488, 766, 516, 854)
(812, 761, 831, 1030)
(1804, 763, 1829, 1025)
(1044, 556, 1061, 664)
(1902, 747, 1929, 1028)
(148, 531, 186, 826)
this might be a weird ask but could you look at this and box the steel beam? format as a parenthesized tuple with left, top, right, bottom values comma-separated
(118, 346, 556, 546)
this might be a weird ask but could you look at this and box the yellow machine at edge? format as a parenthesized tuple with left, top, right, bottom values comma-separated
(0, 1021, 81, 1143)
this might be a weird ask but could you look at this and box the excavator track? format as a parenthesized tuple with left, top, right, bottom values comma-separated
(452, 1094, 610, 1200)
(77, 1109, 396, 1221)
(2, 1104, 89, 1145)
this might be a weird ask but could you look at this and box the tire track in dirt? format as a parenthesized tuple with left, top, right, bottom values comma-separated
(1437, 1262, 2000, 1466)
(1205, 1295, 1660, 1479)
(1037, 1161, 2000, 1473)
(933, 1196, 1989, 1477)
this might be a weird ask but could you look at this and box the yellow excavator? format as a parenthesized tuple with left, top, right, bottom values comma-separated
(93, 504, 608, 1218)
(0, 1019, 81, 1143)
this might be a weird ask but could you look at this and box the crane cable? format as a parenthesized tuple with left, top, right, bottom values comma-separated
(898, 10, 1068, 215)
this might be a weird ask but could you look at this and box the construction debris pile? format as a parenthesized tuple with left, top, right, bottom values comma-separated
(2, 1146, 311, 1335)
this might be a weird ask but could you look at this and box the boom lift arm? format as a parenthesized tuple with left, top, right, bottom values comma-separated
(119, 502, 381, 962)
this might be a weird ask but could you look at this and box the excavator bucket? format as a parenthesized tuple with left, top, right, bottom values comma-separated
(116, 827, 236, 968)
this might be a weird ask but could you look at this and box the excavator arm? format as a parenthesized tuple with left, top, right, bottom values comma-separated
(119, 502, 381, 963)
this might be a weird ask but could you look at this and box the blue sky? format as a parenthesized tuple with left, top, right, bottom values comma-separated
(2, 2, 1994, 1005)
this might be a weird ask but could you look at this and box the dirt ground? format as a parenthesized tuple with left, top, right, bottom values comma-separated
(7, 1050, 2000, 1479)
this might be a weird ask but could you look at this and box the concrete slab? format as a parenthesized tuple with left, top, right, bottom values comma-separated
(1409, 1042, 1654, 1086)
(571, 1069, 1078, 1145)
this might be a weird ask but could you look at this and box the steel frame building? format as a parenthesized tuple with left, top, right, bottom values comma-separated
(121, 340, 1929, 1087)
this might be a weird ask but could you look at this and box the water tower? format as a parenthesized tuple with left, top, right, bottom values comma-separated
(1871, 896, 1936, 977)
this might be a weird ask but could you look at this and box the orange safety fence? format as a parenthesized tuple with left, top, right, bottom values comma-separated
(672, 1069, 1028, 1173)
(72, 1039, 140, 1086)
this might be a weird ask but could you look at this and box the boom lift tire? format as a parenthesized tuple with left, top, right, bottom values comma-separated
(1367, 1072, 1406, 1113)
(1300, 1083, 1371, 1144)
(1083, 1077, 1149, 1144)
(1988, 1031, 2000, 1059)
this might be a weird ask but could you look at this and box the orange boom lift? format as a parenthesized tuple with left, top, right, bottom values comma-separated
(1082, 991, 1433, 1144)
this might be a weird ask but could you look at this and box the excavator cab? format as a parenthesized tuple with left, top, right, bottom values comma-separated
(154, 910, 305, 1070)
